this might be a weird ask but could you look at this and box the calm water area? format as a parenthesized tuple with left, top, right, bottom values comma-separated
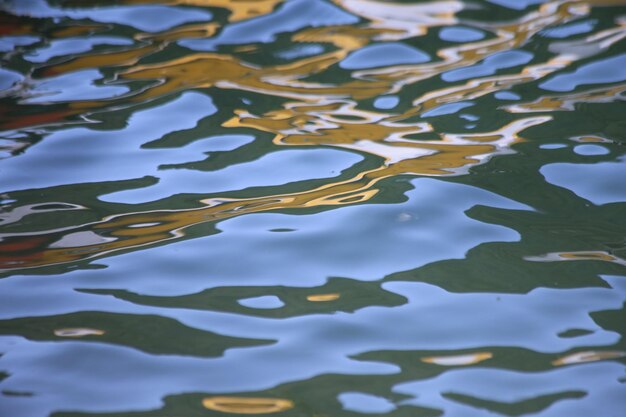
(0, 0, 625, 416)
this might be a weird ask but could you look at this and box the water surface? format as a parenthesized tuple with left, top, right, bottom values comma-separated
(0, 0, 625, 416)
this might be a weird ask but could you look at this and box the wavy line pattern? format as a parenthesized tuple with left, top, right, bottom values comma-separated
(0, 0, 625, 416)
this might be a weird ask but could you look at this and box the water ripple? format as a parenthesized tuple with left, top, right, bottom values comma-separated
(1, 0, 625, 416)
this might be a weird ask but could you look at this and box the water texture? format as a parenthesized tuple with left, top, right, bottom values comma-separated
(0, 0, 625, 416)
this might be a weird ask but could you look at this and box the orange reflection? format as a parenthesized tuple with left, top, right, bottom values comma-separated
(552, 350, 626, 366)
(2, 0, 623, 272)
(505, 84, 626, 113)
(422, 352, 493, 366)
(524, 251, 626, 267)
(3, 0, 601, 133)
(202, 396, 294, 414)
(570, 135, 613, 143)
(307, 293, 341, 302)
(0, 116, 547, 271)
(106, 0, 285, 22)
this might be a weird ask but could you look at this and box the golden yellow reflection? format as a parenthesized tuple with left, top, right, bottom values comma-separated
(48, 0, 585, 111)
(138, 22, 220, 42)
(24, 0, 613, 127)
(119, 51, 391, 103)
(559, 252, 619, 261)
(351, 0, 590, 99)
(202, 397, 294, 414)
(4, 0, 625, 271)
(41, 44, 160, 78)
(41, 19, 220, 78)
(307, 293, 341, 302)
(421, 352, 493, 366)
(525, 251, 626, 267)
(552, 351, 626, 366)
(120, 0, 285, 22)
(505, 83, 626, 113)
(115, 0, 591, 107)
(0, 115, 551, 271)
(54, 328, 105, 337)
(570, 135, 613, 143)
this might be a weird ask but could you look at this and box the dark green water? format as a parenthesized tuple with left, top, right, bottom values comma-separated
(0, 0, 625, 415)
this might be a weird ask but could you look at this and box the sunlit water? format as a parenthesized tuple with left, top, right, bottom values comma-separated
(0, 0, 625, 416)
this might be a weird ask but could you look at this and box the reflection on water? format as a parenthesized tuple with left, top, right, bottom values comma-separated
(0, 0, 625, 415)
(53, 328, 105, 338)
(202, 396, 294, 414)
(421, 352, 494, 366)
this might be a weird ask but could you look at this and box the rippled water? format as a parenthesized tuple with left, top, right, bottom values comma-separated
(1, 0, 625, 416)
